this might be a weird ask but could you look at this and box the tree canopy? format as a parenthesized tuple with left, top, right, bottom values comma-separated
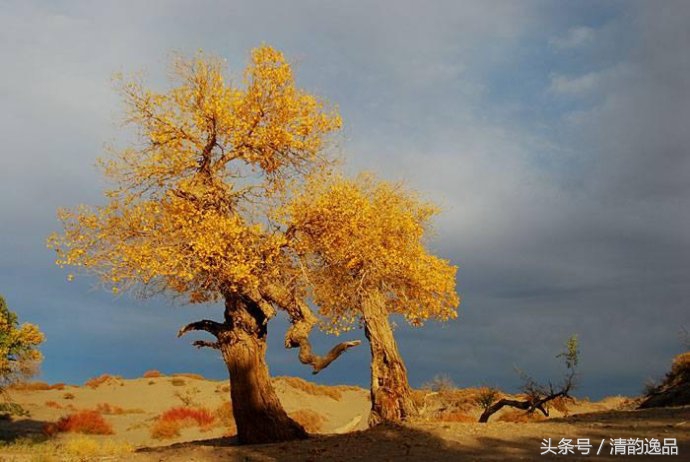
(48, 47, 341, 304)
(286, 173, 459, 333)
(0, 295, 45, 414)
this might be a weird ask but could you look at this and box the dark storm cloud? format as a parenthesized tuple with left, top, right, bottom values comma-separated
(0, 1, 688, 398)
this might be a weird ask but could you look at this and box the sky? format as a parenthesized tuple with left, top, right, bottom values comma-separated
(0, 0, 688, 399)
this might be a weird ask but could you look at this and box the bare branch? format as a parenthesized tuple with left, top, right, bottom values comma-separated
(262, 283, 360, 374)
(192, 340, 220, 349)
(177, 319, 225, 339)
(478, 389, 569, 423)
(299, 339, 361, 375)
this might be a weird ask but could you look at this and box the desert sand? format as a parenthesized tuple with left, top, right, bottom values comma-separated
(1, 374, 688, 461)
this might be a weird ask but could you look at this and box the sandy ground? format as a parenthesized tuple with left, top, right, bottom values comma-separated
(1, 375, 369, 447)
(1, 376, 688, 461)
(129, 407, 690, 462)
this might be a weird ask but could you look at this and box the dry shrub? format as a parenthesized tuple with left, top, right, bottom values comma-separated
(46, 410, 114, 435)
(215, 384, 231, 394)
(411, 389, 427, 409)
(160, 406, 214, 426)
(289, 409, 325, 433)
(150, 418, 181, 439)
(95, 403, 124, 415)
(170, 378, 186, 387)
(671, 351, 690, 375)
(423, 374, 455, 392)
(45, 401, 62, 409)
(62, 436, 132, 457)
(444, 388, 488, 411)
(84, 374, 122, 389)
(62, 392, 75, 400)
(214, 401, 234, 423)
(416, 387, 490, 417)
(551, 396, 573, 416)
(497, 410, 546, 423)
(10, 381, 52, 391)
(175, 387, 201, 406)
(143, 369, 163, 378)
(474, 386, 500, 410)
(150, 406, 215, 440)
(436, 410, 475, 422)
(213, 402, 237, 435)
(95, 403, 144, 415)
(172, 372, 205, 380)
(275, 376, 342, 400)
(640, 351, 690, 407)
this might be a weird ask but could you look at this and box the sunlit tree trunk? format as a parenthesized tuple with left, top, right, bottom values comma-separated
(362, 294, 418, 425)
(220, 296, 306, 444)
(180, 295, 306, 444)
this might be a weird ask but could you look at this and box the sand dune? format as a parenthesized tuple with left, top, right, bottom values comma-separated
(1, 375, 688, 461)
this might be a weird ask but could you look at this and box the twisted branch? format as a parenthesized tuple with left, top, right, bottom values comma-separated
(263, 284, 360, 374)
(177, 319, 225, 340)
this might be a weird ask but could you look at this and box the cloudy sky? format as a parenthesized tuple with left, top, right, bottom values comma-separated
(1, 0, 688, 399)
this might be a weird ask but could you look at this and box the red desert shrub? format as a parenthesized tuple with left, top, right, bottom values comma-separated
(150, 406, 215, 440)
(143, 369, 163, 378)
(46, 410, 114, 435)
(84, 374, 121, 389)
(160, 406, 214, 426)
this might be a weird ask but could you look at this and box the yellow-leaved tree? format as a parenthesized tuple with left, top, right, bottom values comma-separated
(286, 173, 459, 423)
(1, 294, 45, 415)
(47, 47, 362, 444)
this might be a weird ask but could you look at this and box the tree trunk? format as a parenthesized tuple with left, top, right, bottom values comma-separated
(362, 294, 418, 425)
(217, 295, 306, 444)
(178, 287, 359, 444)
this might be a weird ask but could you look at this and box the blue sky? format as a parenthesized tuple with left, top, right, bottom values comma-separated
(1, 0, 688, 399)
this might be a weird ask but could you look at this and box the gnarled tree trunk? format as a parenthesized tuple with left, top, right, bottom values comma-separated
(218, 329, 305, 443)
(362, 294, 417, 425)
(221, 295, 306, 444)
(179, 294, 306, 444)
(178, 289, 360, 444)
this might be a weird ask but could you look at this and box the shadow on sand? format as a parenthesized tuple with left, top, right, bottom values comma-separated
(0, 417, 51, 443)
(137, 424, 508, 461)
(137, 407, 690, 461)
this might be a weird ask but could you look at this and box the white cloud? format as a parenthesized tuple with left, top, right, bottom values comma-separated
(549, 26, 595, 49)
(548, 71, 601, 95)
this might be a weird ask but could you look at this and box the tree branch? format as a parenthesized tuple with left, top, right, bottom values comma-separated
(262, 283, 360, 374)
(192, 340, 220, 349)
(297, 338, 361, 375)
(177, 319, 224, 339)
(478, 389, 569, 423)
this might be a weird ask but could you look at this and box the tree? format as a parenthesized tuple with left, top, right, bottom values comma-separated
(639, 329, 690, 409)
(478, 335, 579, 423)
(285, 173, 460, 424)
(47, 46, 361, 444)
(0, 295, 45, 415)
